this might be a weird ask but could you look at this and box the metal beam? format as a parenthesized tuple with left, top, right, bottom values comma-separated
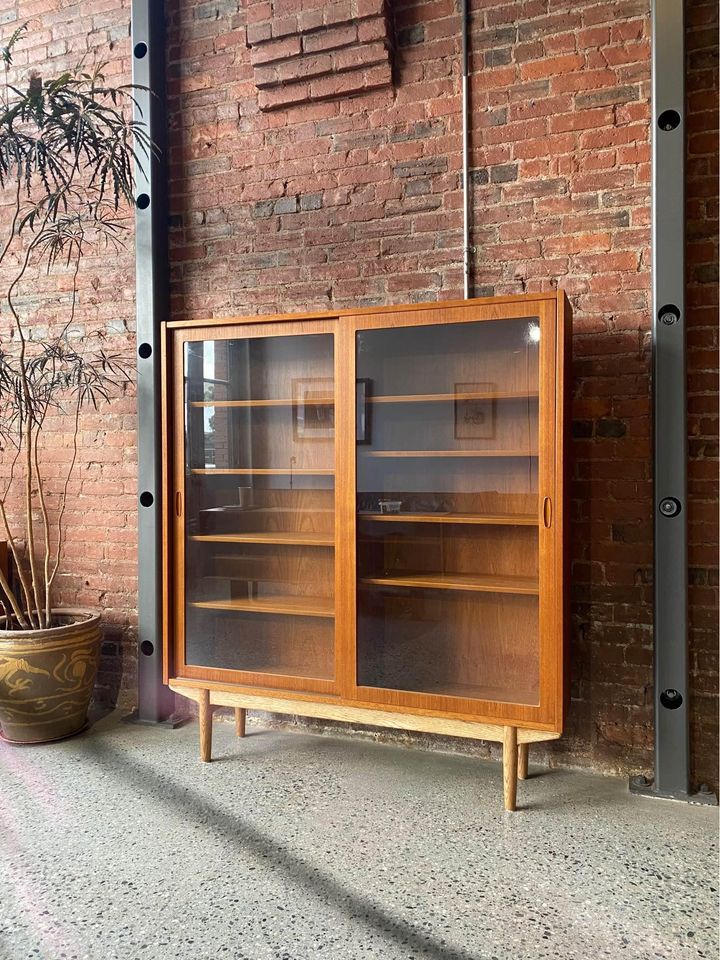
(630, 0, 715, 804)
(461, 0, 472, 299)
(130, 0, 175, 724)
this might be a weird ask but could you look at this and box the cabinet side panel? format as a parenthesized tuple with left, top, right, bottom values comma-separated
(161, 323, 171, 684)
(171, 332, 187, 684)
(558, 290, 572, 729)
(537, 299, 560, 730)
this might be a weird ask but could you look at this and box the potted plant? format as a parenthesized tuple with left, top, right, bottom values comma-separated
(0, 26, 149, 742)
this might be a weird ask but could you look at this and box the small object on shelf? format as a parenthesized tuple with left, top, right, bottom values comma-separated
(378, 499, 402, 514)
(356, 378, 372, 444)
(237, 486, 253, 508)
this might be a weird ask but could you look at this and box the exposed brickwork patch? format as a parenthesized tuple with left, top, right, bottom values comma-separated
(245, 0, 393, 110)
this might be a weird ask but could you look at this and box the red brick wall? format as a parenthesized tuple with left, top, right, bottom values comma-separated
(0, 0, 138, 706)
(0, 0, 716, 787)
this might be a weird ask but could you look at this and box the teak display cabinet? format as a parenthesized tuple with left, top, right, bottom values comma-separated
(162, 293, 570, 811)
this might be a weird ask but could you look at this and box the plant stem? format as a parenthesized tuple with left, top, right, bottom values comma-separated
(0, 567, 27, 628)
(33, 421, 52, 627)
(7, 232, 52, 629)
(47, 395, 81, 603)
(0, 432, 37, 627)
(45, 256, 83, 615)
(23, 389, 43, 626)
(0, 499, 36, 628)
(5, 181, 59, 628)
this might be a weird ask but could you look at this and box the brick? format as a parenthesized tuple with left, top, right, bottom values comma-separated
(300, 192, 323, 210)
(271, 16, 299, 38)
(575, 85, 640, 109)
(251, 200, 274, 218)
(270, 52, 333, 86)
(356, 0, 385, 16)
(309, 63, 391, 100)
(302, 24, 357, 54)
(405, 177, 431, 197)
(246, 1, 271, 24)
(333, 40, 389, 72)
(322, 1, 352, 27)
(519, 53, 585, 80)
(485, 48, 512, 67)
(470, 167, 490, 184)
(257, 81, 309, 110)
(398, 25, 424, 47)
(517, 12, 583, 40)
(392, 157, 448, 178)
(249, 35, 302, 65)
(549, 107, 615, 133)
(359, 17, 390, 44)
(490, 162, 518, 183)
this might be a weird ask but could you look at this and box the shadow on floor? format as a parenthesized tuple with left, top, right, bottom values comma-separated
(77, 735, 483, 960)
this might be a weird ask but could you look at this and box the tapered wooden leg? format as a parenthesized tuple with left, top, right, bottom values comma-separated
(518, 742, 529, 781)
(235, 707, 246, 738)
(503, 725, 518, 811)
(199, 689, 213, 762)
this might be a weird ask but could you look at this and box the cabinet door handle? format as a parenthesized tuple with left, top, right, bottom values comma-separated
(175, 490, 183, 517)
(543, 496, 552, 528)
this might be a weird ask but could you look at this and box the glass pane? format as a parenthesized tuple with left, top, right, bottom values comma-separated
(356, 317, 540, 705)
(184, 333, 335, 680)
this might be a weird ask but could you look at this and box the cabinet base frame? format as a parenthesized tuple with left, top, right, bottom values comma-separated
(171, 683, 560, 812)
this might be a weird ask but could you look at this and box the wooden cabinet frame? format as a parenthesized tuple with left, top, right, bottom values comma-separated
(161, 293, 571, 810)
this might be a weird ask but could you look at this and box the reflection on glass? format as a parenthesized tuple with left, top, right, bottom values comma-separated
(355, 318, 541, 705)
(184, 334, 335, 680)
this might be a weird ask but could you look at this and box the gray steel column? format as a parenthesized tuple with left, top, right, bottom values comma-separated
(461, 0, 471, 299)
(651, 0, 688, 798)
(631, 0, 714, 804)
(131, 0, 174, 722)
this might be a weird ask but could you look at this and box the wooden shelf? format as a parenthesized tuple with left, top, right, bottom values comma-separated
(369, 390, 538, 404)
(243, 506, 334, 514)
(363, 450, 537, 459)
(191, 468, 334, 476)
(200, 506, 335, 516)
(191, 532, 334, 547)
(400, 681, 540, 705)
(190, 595, 334, 618)
(190, 397, 333, 408)
(360, 573, 539, 595)
(194, 392, 534, 407)
(358, 512, 537, 526)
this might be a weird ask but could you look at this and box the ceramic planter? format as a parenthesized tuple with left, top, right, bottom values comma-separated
(0, 609, 101, 744)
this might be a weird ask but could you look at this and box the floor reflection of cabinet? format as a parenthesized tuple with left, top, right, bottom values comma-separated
(163, 293, 570, 811)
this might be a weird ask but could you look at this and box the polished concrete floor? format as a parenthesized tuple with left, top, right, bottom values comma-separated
(0, 712, 717, 960)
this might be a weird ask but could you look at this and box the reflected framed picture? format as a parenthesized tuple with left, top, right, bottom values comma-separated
(292, 377, 335, 440)
(356, 378, 372, 445)
(454, 381, 496, 440)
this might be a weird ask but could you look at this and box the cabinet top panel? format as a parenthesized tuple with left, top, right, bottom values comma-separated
(166, 291, 566, 330)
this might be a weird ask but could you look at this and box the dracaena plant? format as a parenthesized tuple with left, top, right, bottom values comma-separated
(0, 25, 151, 630)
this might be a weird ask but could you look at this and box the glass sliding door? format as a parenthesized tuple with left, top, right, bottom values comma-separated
(355, 316, 542, 707)
(181, 330, 336, 683)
